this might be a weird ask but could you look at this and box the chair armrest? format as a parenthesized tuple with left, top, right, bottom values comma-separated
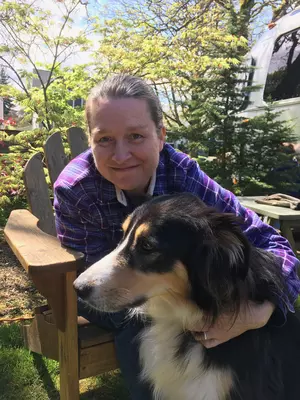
(4, 209, 84, 273)
(4, 209, 85, 331)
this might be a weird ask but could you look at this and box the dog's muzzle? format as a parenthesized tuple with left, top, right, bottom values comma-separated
(73, 278, 92, 301)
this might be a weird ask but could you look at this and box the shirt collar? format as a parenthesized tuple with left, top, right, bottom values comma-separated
(115, 173, 157, 206)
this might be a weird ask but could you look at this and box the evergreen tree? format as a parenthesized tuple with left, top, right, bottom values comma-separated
(0, 68, 13, 116)
(175, 8, 299, 196)
(179, 62, 299, 195)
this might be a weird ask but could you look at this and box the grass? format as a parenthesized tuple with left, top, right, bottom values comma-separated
(0, 326, 59, 400)
(2, 204, 299, 400)
(0, 237, 130, 400)
(0, 323, 58, 400)
(0, 323, 130, 400)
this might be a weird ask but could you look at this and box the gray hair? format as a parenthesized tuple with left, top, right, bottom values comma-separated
(86, 74, 163, 134)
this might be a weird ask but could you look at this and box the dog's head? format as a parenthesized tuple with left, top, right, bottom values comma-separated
(74, 193, 282, 320)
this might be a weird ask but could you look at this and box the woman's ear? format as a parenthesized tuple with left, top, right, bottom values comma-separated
(159, 126, 166, 151)
(160, 126, 166, 138)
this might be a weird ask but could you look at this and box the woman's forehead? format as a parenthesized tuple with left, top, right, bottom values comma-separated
(89, 98, 155, 132)
(90, 97, 150, 115)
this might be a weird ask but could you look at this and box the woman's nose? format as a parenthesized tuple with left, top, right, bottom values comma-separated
(112, 141, 131, 163)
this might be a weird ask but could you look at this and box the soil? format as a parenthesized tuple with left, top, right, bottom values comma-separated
(0, 230, 45, 320)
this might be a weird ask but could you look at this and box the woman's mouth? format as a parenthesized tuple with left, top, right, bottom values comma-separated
(111, 165, 139, 171)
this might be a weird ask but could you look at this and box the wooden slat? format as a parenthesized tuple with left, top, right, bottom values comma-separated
(44, 131, 68, 187)
(79, 325, 114, 348)
(22, 306, 115, 362)
(58, 270, 80, 400)
(79, 341, 118, 379)
(67, 127, 89, 159)
(4, 209, 84, 272)
(22, 306, 59, 361)
(23, 152, 56, 236)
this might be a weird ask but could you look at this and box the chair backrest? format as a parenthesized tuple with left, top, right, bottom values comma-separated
(23, 127, 89, 236)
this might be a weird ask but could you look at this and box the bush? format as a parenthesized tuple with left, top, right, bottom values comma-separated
(0, 128, 71, 226)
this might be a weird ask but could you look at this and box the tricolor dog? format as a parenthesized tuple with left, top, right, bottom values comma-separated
(74, 193, 300, 400)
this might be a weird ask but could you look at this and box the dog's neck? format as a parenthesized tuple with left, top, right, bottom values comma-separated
(134, 292, 206, 332)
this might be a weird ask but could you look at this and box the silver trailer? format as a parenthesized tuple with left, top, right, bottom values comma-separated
(244, 8, 300, 142)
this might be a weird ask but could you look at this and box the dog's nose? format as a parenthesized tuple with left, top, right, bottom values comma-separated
(73, 280, 92, 300)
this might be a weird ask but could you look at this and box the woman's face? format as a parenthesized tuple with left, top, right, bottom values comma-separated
(89, 97, 166, 195)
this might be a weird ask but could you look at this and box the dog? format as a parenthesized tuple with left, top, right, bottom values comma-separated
(74, 193, 300, 400)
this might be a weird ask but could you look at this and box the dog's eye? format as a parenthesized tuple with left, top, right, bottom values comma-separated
(139, 238, 155, 252)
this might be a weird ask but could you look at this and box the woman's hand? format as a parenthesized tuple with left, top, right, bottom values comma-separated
(191, 301, 275, 349)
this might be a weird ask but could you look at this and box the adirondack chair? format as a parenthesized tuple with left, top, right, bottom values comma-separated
(4, 127, 118, 400)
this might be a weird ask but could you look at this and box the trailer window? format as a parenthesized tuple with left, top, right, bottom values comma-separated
(264, 28, 300, 101)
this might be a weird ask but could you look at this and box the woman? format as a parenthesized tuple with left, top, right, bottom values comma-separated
(54, 74, 300, 399)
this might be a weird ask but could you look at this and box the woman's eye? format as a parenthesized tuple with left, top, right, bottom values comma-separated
(130, 133, 143, 140)
(98, 136, 112, 144)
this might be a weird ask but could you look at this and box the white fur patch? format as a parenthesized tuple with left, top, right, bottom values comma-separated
(138, 302, 234, 400)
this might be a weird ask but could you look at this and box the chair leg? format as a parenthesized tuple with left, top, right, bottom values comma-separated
(58, 271, 80, 400)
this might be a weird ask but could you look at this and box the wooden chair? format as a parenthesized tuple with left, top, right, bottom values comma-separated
(4, 127, 118, 400)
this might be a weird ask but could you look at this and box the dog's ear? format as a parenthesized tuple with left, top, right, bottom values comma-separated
(186, 212, 251, 313)
(195, 212, 251, 279)
(209, 212, 251, 281)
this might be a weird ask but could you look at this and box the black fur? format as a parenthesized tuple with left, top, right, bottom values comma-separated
(123, 193, 286, 316)
(76, 192, 300, 399)
(125, 193, 300, 400)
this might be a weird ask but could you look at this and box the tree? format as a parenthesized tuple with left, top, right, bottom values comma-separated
(1, 0, 300, 213)
(0, 0, 95, 212)
(195, 98, 299, 196)
(92, 0, 245, 129)
(179, 3, 299, 195)
(0, 0, 93, 131)
(231, 109, 300, 196)
(92, 0, 300, 132)
(0, 67, 13, 116)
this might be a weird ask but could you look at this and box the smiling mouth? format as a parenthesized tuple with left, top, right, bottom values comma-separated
(111, 166, 139, 171)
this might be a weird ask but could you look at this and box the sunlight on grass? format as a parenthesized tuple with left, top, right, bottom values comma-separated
(80, 372, 130, 399)
(0, 324, 129, 400)
(0, 324, 59, 400)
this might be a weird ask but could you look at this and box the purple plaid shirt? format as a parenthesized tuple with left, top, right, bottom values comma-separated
(53, 144, 300, 316)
